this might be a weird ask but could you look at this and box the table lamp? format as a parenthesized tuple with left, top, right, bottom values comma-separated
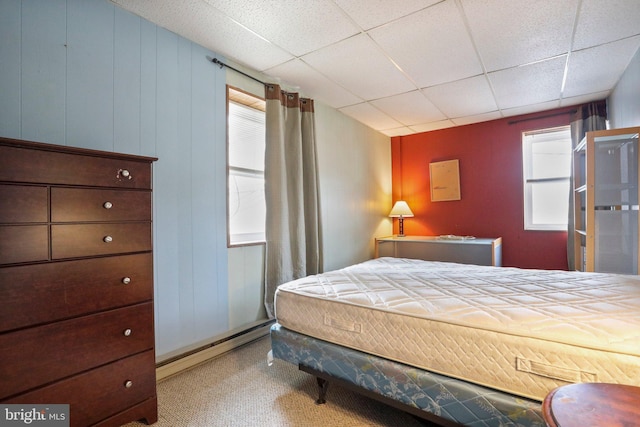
(389, 201, 414, 237)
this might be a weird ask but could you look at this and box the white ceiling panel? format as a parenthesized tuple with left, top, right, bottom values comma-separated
(110, 0, 640, 135)
(410, 120, 456, 133)
(501, 100, 561, 119)
(201, 23, 294, 72)
(489, 56, 566, 110)
(381, 126, 417, 137)
(422, 75, 497, 118)
(564, 37, 640, 98)
(111, 0, 199, 26)
(301, 34, 416, 100)
(451, 111, 502, 126)
(265, 59, 363, 108)
(370, 0, 482, 87)
(573, 0, 640, 50)
(204, 31, 294, 72)
(334, 0, 441, 30)
(462, 0, 578, 72)
(339, 102, 404, 131)
(371, 90, 446, 126)
(560, 91, 610, 107)
(205, 0, 360, 58)
(112, 0, 294, 71)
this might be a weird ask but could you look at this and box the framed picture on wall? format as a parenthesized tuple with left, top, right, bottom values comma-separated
(429, 159, 461, 202)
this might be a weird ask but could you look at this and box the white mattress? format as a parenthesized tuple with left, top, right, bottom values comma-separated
(274, 257, 640, 401)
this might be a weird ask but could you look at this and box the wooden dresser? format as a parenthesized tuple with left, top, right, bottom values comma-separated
(0, 137, 158, 426)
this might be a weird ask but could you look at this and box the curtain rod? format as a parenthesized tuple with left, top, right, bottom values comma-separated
(207, 56, 265, 86)
(508, 109, 576, 125)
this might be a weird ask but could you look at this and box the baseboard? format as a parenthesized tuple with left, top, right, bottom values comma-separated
(156, 321, 273, 381)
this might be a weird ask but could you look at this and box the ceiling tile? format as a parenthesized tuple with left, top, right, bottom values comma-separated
(112, 0, 294, 70)
(265, 59, 363, 108)
(339, 102, 404, 131)
(564, 36, 640, 98)
(410, 120, 456, 133)
(560, 91, 610, 107)
(573, 0, 640, 50)
(205, 0, 360, 57)
(451, 111, 503, 127)
(369, 0, 482, 87)
(501, 100, 561, 118)
(110, 0, 640, 134)
(381, 127, 416, 137)
(111, 0, 194, 23)
(488, 56, 566, 110)
(371, 91, 446, 126)
(302, 34, 416, 100)
(205, 26, 294, 72)
(422, 75, 497, 118)
(334, 0, 441, 30)
(462, 0, 578, 72)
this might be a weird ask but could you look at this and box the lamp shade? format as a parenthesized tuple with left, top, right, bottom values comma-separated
(389, 201, 414, 217)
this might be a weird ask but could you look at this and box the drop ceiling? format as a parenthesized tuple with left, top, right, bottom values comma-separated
(110, 0, 640, 137)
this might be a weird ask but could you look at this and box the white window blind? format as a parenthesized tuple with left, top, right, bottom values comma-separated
(522, 126, 572, 231)
(227, 91, 266, 245)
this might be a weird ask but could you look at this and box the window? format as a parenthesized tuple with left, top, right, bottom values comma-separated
(522, 126, 572, 231)
(227, 86, 266, 246)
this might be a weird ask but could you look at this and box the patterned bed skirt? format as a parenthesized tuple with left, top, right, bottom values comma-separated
(270, 323, 545, 427)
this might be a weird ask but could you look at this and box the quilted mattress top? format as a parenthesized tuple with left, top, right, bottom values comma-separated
(275, 257, 640, 356)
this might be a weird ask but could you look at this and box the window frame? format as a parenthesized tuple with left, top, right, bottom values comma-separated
(522, 125, 572, 231)
(226, 85, 266, 247)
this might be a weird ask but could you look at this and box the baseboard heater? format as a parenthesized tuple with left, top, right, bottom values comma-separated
(156, 319, 275, 381)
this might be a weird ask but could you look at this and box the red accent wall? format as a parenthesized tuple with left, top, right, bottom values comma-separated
(391, 106, 580, 270)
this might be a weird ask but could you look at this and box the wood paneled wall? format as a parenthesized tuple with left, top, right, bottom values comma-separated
(0, 0, 229, 359)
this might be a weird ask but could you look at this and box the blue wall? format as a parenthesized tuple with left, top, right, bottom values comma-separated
(609, 46, 640, 128)
(0, 0, 229, 359)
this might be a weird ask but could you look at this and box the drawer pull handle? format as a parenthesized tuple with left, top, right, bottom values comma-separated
(103, 235, 113, 243)
(103, 201, 113, 209)
(118, 169, 132, 180)
(124, 380, 133, 389)
(122, 277, 131, 285)
(123, 328, 132, 337)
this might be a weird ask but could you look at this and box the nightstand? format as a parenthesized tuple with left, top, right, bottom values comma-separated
(374, 235, 502, 266)
(542, 383, 640, 427)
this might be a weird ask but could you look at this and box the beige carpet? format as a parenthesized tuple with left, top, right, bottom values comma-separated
(124, 336, 436, 426)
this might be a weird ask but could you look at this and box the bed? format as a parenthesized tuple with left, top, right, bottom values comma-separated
(269, 257, 640, 426)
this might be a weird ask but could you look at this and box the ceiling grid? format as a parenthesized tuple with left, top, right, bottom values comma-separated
(111, 0, 640, 136)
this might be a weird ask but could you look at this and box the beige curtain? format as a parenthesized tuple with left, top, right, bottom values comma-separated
(567, 100, 607, 270)
(263, 84, 322, 318)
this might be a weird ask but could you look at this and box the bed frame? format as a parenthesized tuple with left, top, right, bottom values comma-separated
(270, 323, 546, 427)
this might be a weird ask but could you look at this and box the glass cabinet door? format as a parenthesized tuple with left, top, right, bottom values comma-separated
(592, 131, 639, 274)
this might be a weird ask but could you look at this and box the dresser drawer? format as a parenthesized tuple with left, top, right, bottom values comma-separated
(0, 253, 153, 332)
(0, 144, 153, 189)
(52, 223, 152, 259)
(0, 225, 49, 265)
(51, 187, 151, 222)
(6, 350, 156, 427)
(0, 303, 154, 399)
(0, 184, 48, 223)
